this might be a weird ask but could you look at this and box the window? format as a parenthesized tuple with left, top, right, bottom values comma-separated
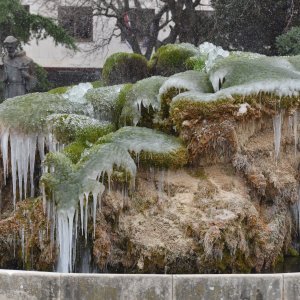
(58, 6, 93, 42)
(121, 9, 155, 43)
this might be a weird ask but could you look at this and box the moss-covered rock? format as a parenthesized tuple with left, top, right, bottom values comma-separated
(119, 76, 167, 127)
(0, 93, 89, 134)
(48, 86, 70, 94)
(148, 43, 199, 76)
(46, 113, 114, 145)
(102, 52, 149, 85)
(85, 84, 124, 123)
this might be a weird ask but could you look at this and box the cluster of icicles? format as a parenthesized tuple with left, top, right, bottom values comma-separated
(0, 106, 298, 273)
(0, 129, 62, 208)
(273, 109, 298, 161)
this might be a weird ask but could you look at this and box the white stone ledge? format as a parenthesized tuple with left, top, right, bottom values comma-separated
(0, 270, 299, 299)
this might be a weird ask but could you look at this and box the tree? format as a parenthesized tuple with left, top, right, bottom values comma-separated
(0, 0, 76, 52)
(94, 0, 214, 59)
(210, 0, 300, 55)
(42, 0, 213, 59)
(276, 26, 300, 56)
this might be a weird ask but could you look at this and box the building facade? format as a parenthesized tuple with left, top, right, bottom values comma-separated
(21, 0, 212, 69)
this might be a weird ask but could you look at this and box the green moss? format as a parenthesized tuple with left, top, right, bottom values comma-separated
(287, 247, 299, 257)
(137, 146, 187, 169)
(119, 76, 166, 127)
(102, 52, 148, 85)
(188, 167, 208, 179)
(170, 92, 300, 132)
(91, 80, 104, 88)
(185, 56, 205, 71)
(85, 84, 124, 123)
(0, 93, 88, 133)
(209, 54, 300, 90)
(63, 141, 87, 164)
(288, 55, 300, 71)
(149, 43, 198, 76)
(48, 86, 69, 94)
(46, 113, 114, 144)
(97, 126, 188, 169)
(115, 84, 133, 128)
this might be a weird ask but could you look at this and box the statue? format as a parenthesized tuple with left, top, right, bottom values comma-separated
(1, 36, 37, 99)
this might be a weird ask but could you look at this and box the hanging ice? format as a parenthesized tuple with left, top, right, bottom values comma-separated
(42, 126, 186, 272)
(294, 111, 298, 156)
(63, 82, 93, 104)
(273, 112, 282, 161)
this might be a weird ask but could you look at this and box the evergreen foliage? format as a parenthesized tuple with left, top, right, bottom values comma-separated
(211, 0, 300, 55)
(276, 27, 300, 56)
(0, 0, 76, 50)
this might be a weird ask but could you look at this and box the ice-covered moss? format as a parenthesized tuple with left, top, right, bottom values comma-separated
(46, 114, 113, 145)
(63, 141, 87, 164)
(97, 126, 187, 169)
(149, 43, 199, 76)
(42, 125, 187, 272)
(85, 84, 124, 122)
(48, 86, 69, 94)
(0, 93, 88, 134)
(159, 71, 213, 119)
(114, 84, 134, 128)
(102, 52, 148, 85)
(287, 55, 300, 71)
(120, 76, 167, 126)
(209, 55, 300, 94)
(62, 82, 93, 105)
(91, 81, 104, 88)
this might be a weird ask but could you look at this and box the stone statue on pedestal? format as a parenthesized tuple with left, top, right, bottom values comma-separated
(1, 36, 37, 99)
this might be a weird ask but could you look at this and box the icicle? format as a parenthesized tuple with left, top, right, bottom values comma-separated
(57, 208, 75, 273)
(79, 194, 84, 235)
(38, 134, 45, 163)
(273, 112, 282, 162)
(29, 134, 37, 197)
(10, 134, 17, 208)
(93, 192, 97, 238)
(157, 169, 165, 203)
(41, 184, 47, 213)
(1, 128, 9, 184)
(84, 193, 89, 241)
(21, 227, 25, 264)
(292, 186, 300, 237)
(294, 111, 298, 156)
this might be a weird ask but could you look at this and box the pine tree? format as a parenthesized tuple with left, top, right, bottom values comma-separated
(0, 0, 76, 51)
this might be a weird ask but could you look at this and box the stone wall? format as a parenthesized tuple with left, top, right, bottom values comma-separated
(0, 270, 299, 299)
(45, 67, 101, 88)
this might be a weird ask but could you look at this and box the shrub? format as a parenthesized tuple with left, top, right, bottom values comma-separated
(276, 27, 300, 56)
(148, 44, 198, 76)
(31, 63, 53, 92)
(102, 52, 148, 85)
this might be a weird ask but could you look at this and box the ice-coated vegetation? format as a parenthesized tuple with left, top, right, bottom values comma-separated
(159, 70, 213, 100)
(62, 82, 93, 104)
(1, 43, 300, 274)
(199, 42, 230, 71)
(0, 93, 90, 207)
(41, 126, 186, 272)
(85, 84, 124, 121)
(46, 114, 112, 145)
(120, 76, 166, 126)
(209, 55, 300, 94)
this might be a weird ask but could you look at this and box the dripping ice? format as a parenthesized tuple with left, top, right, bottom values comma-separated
(273, 111, 282, 161)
